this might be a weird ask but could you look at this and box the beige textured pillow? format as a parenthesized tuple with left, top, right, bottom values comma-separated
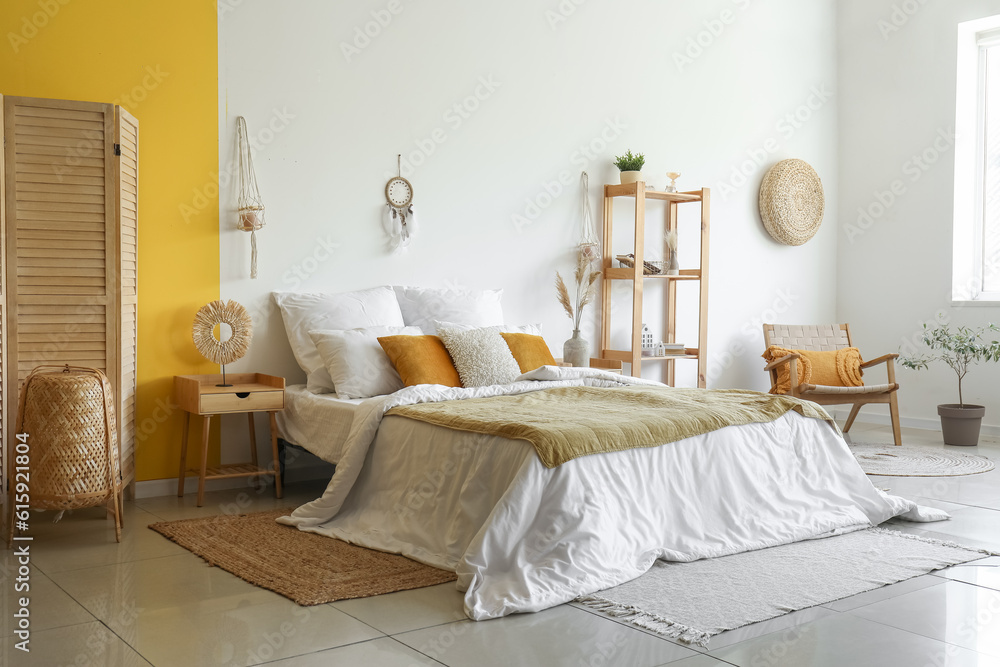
(437, 326, 521, 388)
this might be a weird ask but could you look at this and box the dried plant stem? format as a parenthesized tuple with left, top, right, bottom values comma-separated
(555, 273, 574, 321)
(557, 250, 601, 331)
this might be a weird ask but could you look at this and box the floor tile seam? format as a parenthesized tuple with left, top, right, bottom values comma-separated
(41, 550, 191, 575)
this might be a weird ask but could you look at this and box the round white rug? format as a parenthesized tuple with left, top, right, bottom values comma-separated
(849, 442, 996, 477)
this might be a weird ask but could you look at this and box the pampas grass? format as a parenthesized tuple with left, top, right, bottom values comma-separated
(556, 249, 601, 330)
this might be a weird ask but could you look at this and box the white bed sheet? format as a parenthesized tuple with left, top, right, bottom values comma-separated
(274, 384, 362, 463)
(279, 368, 946, 620)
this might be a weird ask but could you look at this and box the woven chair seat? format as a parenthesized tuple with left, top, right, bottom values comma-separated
(763, 323, 902, 447)
(800, 383, 895, 395)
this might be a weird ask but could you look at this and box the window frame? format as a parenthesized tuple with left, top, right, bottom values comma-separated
(954, 17, 1000, 303)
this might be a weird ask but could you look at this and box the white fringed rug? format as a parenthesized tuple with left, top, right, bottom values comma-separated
(577, 529, 993, 647)
(849, 442, 995, 477)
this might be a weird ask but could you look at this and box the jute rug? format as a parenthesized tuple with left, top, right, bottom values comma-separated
(849, 442, 995, 477)
(149, 509, 456, 605)
(577, 529, 994, 647)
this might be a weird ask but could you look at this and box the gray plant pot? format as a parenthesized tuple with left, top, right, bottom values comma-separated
(937, 404, 986, 446)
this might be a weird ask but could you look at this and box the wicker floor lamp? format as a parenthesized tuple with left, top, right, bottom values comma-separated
(7, 365, 124, 546)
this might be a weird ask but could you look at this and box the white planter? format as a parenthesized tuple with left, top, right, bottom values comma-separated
(619, 171, 642, 185)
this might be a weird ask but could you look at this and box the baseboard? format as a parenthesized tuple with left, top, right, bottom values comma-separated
(134, 463, 334, 500)
(830, 409, 1000, 438)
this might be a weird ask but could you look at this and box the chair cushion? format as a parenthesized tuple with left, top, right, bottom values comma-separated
(763, 346, 864, 394)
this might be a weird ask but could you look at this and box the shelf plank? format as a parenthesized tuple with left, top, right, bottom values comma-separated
(603, 349, 699, 362)
(605, 268, 701, 281)
(184, 462, 275, 480)
(605, 182, 702, 202)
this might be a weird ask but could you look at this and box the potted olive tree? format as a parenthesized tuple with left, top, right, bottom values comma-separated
(900, 323, 1000, 446)
(614, 150, 645, 185)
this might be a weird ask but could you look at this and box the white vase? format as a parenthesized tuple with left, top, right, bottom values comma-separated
(619, 171, 642, 185)
(666, 248, 679, 276)
(563, 329, 589, 367)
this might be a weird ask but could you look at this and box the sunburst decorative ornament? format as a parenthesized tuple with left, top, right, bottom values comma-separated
(193, 300, 253, 387)
(383, 154, 418, 253)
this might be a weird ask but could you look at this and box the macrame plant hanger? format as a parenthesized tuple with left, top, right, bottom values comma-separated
(236, 116, 265, 279)
(578, 171, 599, 262)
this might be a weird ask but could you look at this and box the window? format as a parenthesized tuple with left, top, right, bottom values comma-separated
(954, 16, 1000, 302)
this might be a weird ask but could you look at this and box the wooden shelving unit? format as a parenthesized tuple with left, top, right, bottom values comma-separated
(599, 182, 710, 387)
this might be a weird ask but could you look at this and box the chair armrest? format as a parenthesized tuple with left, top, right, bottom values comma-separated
(764, 353, 800, 371)
(860, 353, 899, 369)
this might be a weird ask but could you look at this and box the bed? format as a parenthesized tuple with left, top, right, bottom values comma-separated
(268, 285, 943, 620)
(276, 366, 944, 620)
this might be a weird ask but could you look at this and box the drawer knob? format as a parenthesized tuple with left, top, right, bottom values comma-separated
(236, 391, 250, 398)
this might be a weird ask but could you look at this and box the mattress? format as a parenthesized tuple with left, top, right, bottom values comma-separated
(279, 369, 946, 620)
(274, 384, 362, 463)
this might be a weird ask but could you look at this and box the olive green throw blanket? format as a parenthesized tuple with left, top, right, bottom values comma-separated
(387, 386, 835, 468)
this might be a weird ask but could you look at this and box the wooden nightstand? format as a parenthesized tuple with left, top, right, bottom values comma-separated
(173, 373, 285, 506)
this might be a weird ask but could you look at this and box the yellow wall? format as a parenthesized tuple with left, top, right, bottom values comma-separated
(1, 0, 220, 480)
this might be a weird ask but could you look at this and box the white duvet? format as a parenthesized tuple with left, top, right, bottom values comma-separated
(278, 366, 947, 620)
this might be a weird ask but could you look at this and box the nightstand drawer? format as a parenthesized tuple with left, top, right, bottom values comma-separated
(200, 390, 284, 414)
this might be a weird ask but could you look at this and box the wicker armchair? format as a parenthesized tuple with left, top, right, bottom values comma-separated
(763, 324, 901, 446)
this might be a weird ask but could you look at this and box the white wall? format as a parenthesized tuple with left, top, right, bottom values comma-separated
(218, 0, 840, 463)
(837, 0, 1000, 430)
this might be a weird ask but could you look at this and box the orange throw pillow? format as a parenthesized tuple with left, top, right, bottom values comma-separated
(762, 346, 864, 394)
(378, 335, 462, 388)
(500, 333, 556, 374)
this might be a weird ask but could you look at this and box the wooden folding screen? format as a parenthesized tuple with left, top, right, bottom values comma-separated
(0, 96, 137, 495)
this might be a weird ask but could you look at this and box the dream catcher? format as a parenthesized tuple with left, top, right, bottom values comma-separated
(383, 155, 418, 252)
(235, 116, 265, 278)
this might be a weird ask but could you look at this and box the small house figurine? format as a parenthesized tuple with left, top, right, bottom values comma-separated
(642, 324, 654, 351)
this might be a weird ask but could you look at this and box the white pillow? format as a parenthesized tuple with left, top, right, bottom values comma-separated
(393, 286, 504, 334)
(434, 320, 541, 336)
(272, 287, 405, 392)
(309, 326, 422, 399)
(437, 326, 521, 388)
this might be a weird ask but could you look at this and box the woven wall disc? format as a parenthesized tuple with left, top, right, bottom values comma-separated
(758, 159, 825, 246)
(193, 300, 253, 365)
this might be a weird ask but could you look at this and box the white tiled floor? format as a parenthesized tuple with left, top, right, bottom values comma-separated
(3, 423, 1000, 666)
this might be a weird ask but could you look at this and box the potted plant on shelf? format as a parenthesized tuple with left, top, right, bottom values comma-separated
(900, 322, 1000, 446)
(614, 150, 645, 185)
